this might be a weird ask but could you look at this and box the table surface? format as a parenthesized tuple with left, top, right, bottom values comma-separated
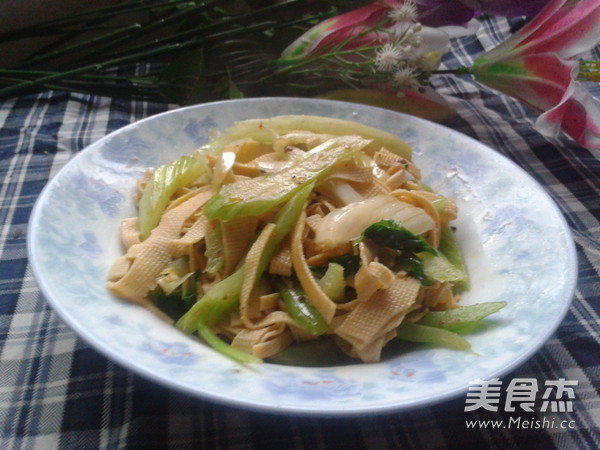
(1, 14, 599, 449)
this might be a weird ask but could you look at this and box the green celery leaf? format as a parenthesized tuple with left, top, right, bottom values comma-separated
(362, 219, 437, 255)
(362, 219, 437, 285)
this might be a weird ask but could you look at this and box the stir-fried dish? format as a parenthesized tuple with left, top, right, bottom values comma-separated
(107, 115, 505, 364)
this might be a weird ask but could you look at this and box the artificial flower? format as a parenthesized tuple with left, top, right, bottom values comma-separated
(470, 0, 600, 148)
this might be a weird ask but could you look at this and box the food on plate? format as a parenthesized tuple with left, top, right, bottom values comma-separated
(106, 115, 504, 364)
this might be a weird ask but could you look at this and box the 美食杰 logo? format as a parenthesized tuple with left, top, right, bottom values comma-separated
(463, 377, 578, 430)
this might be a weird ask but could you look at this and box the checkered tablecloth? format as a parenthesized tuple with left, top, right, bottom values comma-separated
(1, 14, 599, 449)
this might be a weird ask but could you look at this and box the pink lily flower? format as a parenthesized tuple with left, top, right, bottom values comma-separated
(471, 0, 600, 148)
(280, 2, 390, 62)
(281, 1, 470, 63)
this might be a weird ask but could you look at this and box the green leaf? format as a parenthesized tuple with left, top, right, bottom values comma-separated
(362, 219, 437, 255)
(227, 70, 245, 99)
(362, 219, 437, 285)
(153, 287, 195, 321)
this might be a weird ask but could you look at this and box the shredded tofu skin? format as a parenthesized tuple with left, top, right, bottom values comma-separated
(107, 115, 465, 364)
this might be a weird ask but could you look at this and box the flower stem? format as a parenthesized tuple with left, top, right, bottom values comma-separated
(0, 0, 188, 42)
(431, 66, 473, 76)
(106, 1, 304, 61)
(0, 42, 181, 98)
(14, 24, 144, 70)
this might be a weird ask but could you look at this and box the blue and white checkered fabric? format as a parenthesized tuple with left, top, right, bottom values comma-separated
(1, 14, 598, 449)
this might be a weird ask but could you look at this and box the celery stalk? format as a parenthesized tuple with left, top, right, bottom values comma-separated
(317, 263, 346, 302)
(138, 152, 209, 239)
(203, 224, 224, 277)
(417, 302, 506, 334)
(214, 115, 413, 160)
(438, 226, 469, 291)
(396, 322, 471, 351)
(204, 135, 371, 221)
(177, 268, 245, 333)
(422, 253, 466, 284)
(254, 181, 315, 278)
(197, 323, 262, 364)
(176, 183, 313, 361)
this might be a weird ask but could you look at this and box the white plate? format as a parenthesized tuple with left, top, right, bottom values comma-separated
(28, 98, 577, 416)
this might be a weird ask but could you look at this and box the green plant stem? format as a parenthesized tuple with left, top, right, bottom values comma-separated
(277, 47, 377, 76)
(0, 0, 189, 42)
(3, 0, 223, 66)
(14, 24, 144, 70)
(0, 72, 155, 99)
(106, 2, 298, 61)
(86, 3, 223, 62)
(431, 67, 473, 76)
(0, 42, 181, 99)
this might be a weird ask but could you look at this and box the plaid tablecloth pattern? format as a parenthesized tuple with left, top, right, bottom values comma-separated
(1, 15, 599, 449)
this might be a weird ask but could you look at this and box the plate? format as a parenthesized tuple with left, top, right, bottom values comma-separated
(28, 97, 577, 416)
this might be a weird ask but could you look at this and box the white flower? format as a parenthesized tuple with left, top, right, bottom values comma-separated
(407, 51, 431, 71)
(375, 43, 403, 72)
(408, 34, 422, 48)
(389, 20, 421, 42)
(392, 65, 420, 91)
(388, 0, 418, 23)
